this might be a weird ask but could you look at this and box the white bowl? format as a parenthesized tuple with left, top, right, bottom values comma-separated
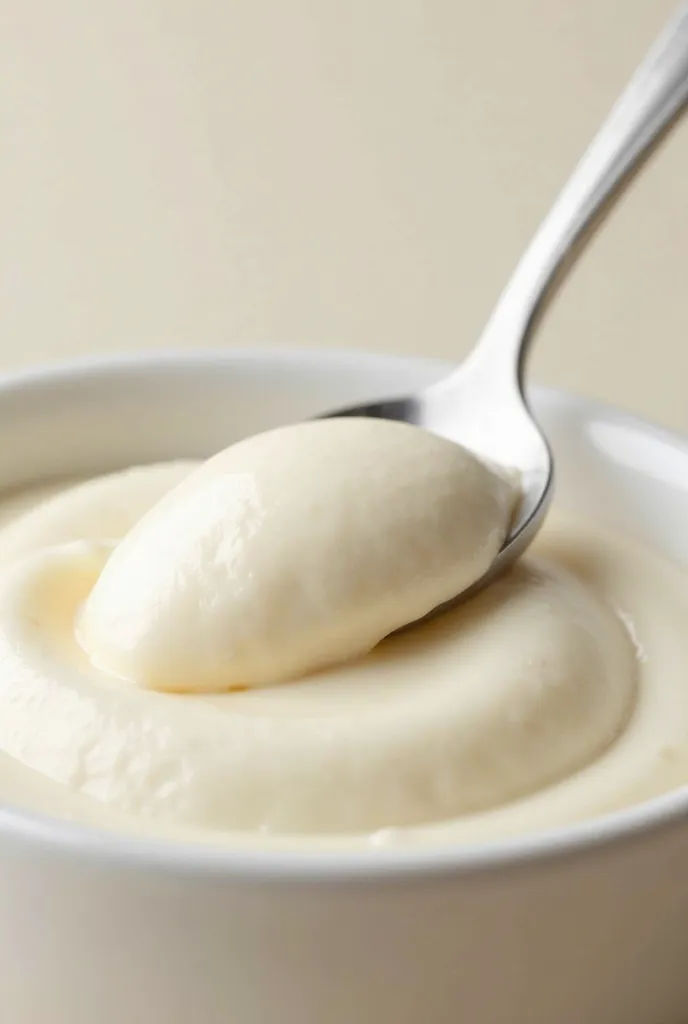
(1, 349, 688, 1024)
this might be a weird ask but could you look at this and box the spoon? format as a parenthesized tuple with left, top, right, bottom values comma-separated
(323, 4, 688, 604)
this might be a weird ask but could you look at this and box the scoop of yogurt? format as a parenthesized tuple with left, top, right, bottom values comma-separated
(77, 418, 516, 692)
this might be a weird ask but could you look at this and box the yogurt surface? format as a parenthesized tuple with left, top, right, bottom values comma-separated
(0, 418, 685, 849)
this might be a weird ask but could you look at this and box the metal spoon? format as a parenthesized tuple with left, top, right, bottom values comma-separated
(323, 4, 688, 606)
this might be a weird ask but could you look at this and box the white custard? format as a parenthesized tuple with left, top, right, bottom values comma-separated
(0, 420, 684, 849)
(77, 418, 515, 691)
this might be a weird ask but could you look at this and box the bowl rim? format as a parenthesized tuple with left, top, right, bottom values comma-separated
(0, 345, 687, 882)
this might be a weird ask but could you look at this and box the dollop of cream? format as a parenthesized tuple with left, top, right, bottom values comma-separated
(77, 418, 515, 691)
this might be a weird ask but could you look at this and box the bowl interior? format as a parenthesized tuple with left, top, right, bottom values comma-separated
(0, 349, 687, 871)
(0, 349, 686, 571)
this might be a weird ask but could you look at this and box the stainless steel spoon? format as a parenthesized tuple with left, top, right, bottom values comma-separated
(324, 3, 688, 604)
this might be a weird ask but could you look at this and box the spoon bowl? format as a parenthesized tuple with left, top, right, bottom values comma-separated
(323, 358, 553, 603)
(322, 2, 688, 605)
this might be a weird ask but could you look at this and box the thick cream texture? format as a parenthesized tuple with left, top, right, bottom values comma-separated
(77, 418, 515, 691)
(0, 451, 684, 846)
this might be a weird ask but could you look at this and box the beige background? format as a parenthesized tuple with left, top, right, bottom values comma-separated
(2, 0, 687, 431)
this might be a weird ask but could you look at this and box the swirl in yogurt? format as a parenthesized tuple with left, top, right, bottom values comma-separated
(0, 416, 682, 847)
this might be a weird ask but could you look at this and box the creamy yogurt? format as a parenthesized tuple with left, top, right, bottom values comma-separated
(0, 419, 685, 849)
(78, 418, 516, 692)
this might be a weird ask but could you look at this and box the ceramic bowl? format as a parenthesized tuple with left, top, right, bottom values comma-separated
(1, 349, 687, 1024)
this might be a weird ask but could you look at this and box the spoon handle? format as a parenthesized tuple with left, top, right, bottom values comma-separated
(460, 4, 688, 386)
